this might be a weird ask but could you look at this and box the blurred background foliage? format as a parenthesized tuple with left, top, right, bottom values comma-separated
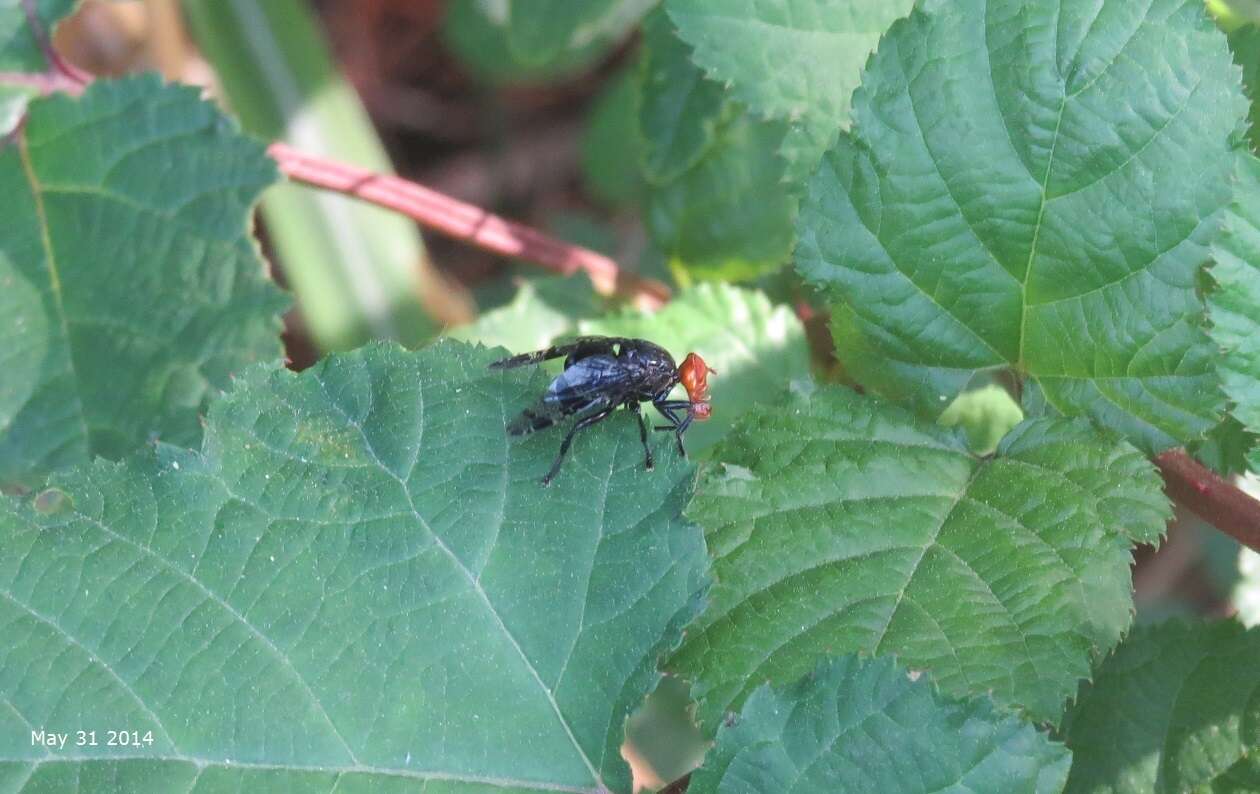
(43, 0, 1260, 789)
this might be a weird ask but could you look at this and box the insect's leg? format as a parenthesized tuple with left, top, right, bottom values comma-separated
(652, 400, 687, 430)
(652, 399, 695, 458)
(631, 404, 654, 471)
(543, 407, 615, 486)
(673, 413, 695, 459)
(652, 400, 691, 431)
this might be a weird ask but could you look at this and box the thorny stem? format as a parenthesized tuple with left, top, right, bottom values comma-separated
(269, 142, 671, 309)
(1, 4, 670, 310)
(1156, 449, 1260, 553)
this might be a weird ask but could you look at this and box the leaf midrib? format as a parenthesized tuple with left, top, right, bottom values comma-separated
(870, 464, 979, 657)
(673, 11, 897, 43)
(1, 756, 600, 792)
(1015, 97, 1066, 374)
(15, 128, 89, 459)
(73, 503, 360, 764)
(309, 373, 605, 788)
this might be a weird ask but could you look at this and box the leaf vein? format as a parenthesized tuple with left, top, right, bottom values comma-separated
(0, 589, 176, 748)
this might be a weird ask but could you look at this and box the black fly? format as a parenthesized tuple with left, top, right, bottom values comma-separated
(489, 336, 716, 485)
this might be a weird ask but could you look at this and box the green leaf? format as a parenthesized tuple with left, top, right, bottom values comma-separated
(443, 0, 652, 83)
(689, 655, 1071, 794)
(0, 0, 72, 64)
(505, 0, 656, 68)
(636, 11, 799, 282)
(670, 384, 1169, 728)
(0, 76, 287, 488)
(938, 383, 1025, 456)
(1189, 416, 1257, 477)
(796, 0, 1245, 454)
(442, 0, 599, 82)
(0, 340, 708, 792)
(666, 0, 915, 180)
(1210, 153, 1260, 472)
(1063, 620, 1260, 794)
(637, 8, 729, 185)
(0, 0, 75, 133)
(582, 284, 809, 452)
(1228, 23, 1260, 150)
(647, 114, 797, 282)
(582, 70, 646, 205)
(452, 273, 605, 353)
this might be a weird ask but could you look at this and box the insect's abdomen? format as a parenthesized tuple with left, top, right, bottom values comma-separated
(508, 408, 556, 436)
(507, 356, 621, 436)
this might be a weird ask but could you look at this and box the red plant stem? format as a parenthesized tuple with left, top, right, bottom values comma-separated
(278, 132, 1260, 556)
(269, 142, 671, 309)
(1156, 449, 1260, 553)
(0, 69, 83, 94)
(7, 7, 1260, 562)
(20, 0, 90, 86)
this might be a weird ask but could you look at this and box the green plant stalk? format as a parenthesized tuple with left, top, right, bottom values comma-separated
(1209, 0, 1260, 31)
(181, 0, 436, 352)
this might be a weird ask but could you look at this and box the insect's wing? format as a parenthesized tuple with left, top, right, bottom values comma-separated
(506, 355, 628, 435)
(546, 355, 634, 409)
(487, 336, 639, 370)
(489, 344, 577, 371)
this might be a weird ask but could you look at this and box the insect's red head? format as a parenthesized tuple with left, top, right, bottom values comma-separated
(679, 352, 716, 421)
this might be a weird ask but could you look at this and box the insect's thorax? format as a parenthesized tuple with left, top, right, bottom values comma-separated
(618, 342, 678, 399)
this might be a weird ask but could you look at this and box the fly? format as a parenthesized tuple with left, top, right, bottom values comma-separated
(489, 336, 716, 485)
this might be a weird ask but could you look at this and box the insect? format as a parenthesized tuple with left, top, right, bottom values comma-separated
(489, 336, 716, 485)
